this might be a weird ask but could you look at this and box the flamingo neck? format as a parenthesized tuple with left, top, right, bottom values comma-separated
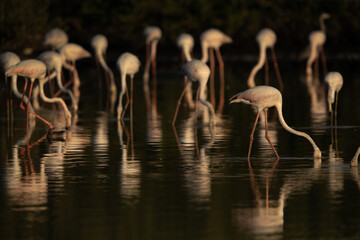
(183, 46, 192, 62)
(201, 42, 209, 63)
(275, 103, 321, 160)
(247, 45, 267, 88)
(39, 79, 72, 127)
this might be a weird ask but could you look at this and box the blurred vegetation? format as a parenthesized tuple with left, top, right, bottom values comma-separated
(1, 0, 360, 59)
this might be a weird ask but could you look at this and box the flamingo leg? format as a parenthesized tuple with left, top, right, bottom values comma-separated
(130, 75, 134, 121)
(27, 81, 54, 129)
(209, 48, 216, 107)
(172, 82, 189, 126)
(194, 85, 200, 127)
(314, 56, 319, 81)
(20, 79, 29, 110)
(121, 85, 130, 119)
(151, 48, 157, 77)
(215, 48, 225, 113)
(264, 109, 280, 159)
(265, 54, 269, 86)
(248, 110, 261, 160)
(271, 47, 284, 92)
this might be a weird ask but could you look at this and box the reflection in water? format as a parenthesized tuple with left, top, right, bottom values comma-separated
(232, 160, 283, 237)
(93, 111, 109, 160)
(6, 126, 48, 212)
(328, 144, 344, 195)
(118, 121, 141, 204)
(175, 113, 215, 204)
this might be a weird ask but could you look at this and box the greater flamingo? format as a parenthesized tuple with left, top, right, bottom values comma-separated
(177, 33, 195, 109)
(247, 28, 283, 91)
(44, 28, 68, 50)
(37, 51, 78, 112)
(200, 28, 232, 112)
(229, 85, 322, 160)
(59, 43, 91, 97)
(324, 72, 343, 125)
(306, 14, 330, 81)
(172, 60, 216, 127)
(351, 146, 360, 167)
(116, 52, 141, 120)
(90, 34, 117, 95)
(143, 26, 161, 81)
(5, 59, 72, 129)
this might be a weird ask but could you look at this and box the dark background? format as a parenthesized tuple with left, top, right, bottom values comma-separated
(1, 0, 359, 61)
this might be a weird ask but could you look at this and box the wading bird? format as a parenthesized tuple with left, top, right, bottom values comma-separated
(200, 28, 232, 112)
(59, 43, 91, 98)
(324, 72, 343, 125)
(229, 85, 322, 161)
(306, 13, 330, 81)
(247, 28, 283, 91)
(177, 33, 195, 109)
(90, 34, 117, 95)
(116, 52, 141, 120)
(6, 59, 72, 129)
(172, 60, 216, 127)
(143, 26, 161, 81)
(37, 51, 78, 112)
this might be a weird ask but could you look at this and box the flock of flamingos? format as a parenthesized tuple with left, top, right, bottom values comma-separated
(1, 13, 359, 166)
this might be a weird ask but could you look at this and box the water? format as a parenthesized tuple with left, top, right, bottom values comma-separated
(1, 57, 360, 240)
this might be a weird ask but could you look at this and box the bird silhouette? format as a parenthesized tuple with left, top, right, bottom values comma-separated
(200, 28, 232, 112)
(116, 52, 141, 120)
(247, 28, 283, 91)
(90, 34, 117, 95)
(230, 85, 322, 161)
(172, 60, 216, 127)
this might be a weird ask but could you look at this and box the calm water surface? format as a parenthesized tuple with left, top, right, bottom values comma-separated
(0, 57, 360, 240)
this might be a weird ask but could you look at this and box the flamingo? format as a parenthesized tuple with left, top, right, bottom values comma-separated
(306, 14, 330, 81)
(177, 33, 195, 109)
(229, 85, 322, 161)
(172, 60, 216, 127)
(200, 28, 232, 112)
(59, 43, 91, 98)
(43, 28, 68, 51)
(5, 59, 72, 129)
(37, 51, 78, 112)
(116, 52, 141, 120)
(143, 26, 161, 80)
(324, 72, 343, 125)
(351, 146, 360, 167)
(247, 28, 283, 91)
(90, 34, 117, 95)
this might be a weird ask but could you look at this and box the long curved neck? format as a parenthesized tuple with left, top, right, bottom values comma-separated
(97, 52, 116, 92)
(39, 79, 72, 126)
(319, 17, 326, 33)
(199, 80, 216, 125)
(201, 42, 209, 63)
(183, 46, 192, 62)
(247, 44, 266, 88)
(275, 103, 321, 156)
(306, 42, 318, 75)
(150, 40, 158, 62)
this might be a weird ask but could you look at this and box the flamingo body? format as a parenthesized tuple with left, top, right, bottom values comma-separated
(230, 85, 321, 160)
(6, 59, 46, 80)
(116, 52, 141, 119)
(324, 72, 343, 111)
(173, 60, 216, 126)
(44, 28, 68, 50)
(59, 43, 91, 62)
(0, 52, 21, 71)
(200, 28, 232, 63)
